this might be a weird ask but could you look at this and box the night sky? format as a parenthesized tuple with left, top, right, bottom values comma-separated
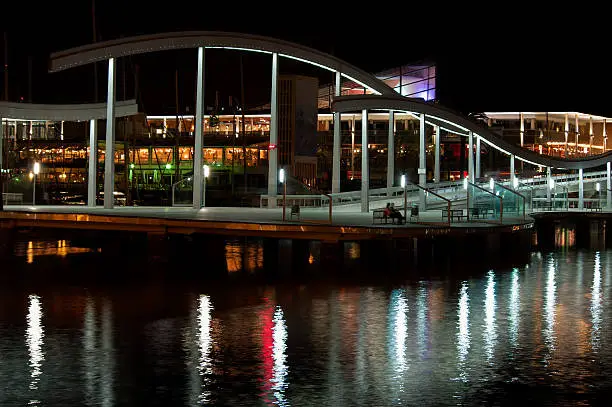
(3, 2, 611, 116)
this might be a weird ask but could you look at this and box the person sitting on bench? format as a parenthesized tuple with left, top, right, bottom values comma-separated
(383, 203, 392, 222)
(389, 203, 404, 224)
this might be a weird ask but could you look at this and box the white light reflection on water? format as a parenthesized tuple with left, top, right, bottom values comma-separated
(101, 300, 114, 407)
(416, 284, 427, 359)
(509, 268, 520, 348)
(271, 306, 289, 406)
(591, 252, 602, 350)
(83, 297, 96, 405)
(26, 294, 44, 405)
(457, 282, 470, 382)
(544, 256, 557, 356)
(197, 295, 213, 404)
(483, 271, 497, 362)
(388, 288, 408, 401)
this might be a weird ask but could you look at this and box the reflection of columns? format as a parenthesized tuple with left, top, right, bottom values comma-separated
(467, 131, 474, 183)
(387, 110, 395, 195)
(361, 109, 369, 212)
(88, 119, 97, 207)
(564, 113, 569, 156)
(104, 58, 116, 209)
(546, 167, 552, 202)
(332, 71, 341, 193)
(267, 53, 279, 203)
(578, 168, 584, 210)
(607, 162, 611, 210)
(193, 47, 205, 209)
(419, 113, 426, 208)
(475, 134, 481, 179)
(434, 125, 441, 182)
(101, 299, 114, 407)
(510, 154, 515, 186)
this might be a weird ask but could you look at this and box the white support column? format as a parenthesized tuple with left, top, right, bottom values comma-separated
(510, 154, 515, 186)
(519, 112, 524, 147)
(332, 71, 341, 193)
(386, 110, 395, 195)
(193, 47, 206, 209)
(434, 125, 441, 183)
(350, 117, 355, 178)
(578, 168, 584, 210)
(475, 134, 481, 180)
(607, 162, 611, 210)
(546, 167, 552, 202)
(604, 119, 607, 151)
(589, 116, 593, 154)
(103, 58, 116, 209)
(88, 119, 97, 207)
(575, 114, 579, 154)
(564, 113, 569, 156)
(360, 109, 369, 212)
(60, 120, 64, 141)
(419, 113, 426, 209)
(0, 118, 3, 172)
(467, 131, 474, 183)
(267, 53, 279, 205)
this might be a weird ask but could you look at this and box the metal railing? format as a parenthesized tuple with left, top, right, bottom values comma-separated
(2, 192, 24, 205)
(410, 182, 452, 226)
(467, 181, 503, 224)
(494, 182, 526, 220)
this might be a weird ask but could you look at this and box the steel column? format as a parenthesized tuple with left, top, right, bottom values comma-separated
(103, 58, 116, 209)
(332, 70, 341, 193)
(467, 130, 474, 183)
(88, 119, 97, 207)
(434, 125, 441, 183)
(475, 134, 481, 179)
(193, 47, 205, 209)
(607, 162, 611, 210)
(267, 53, 279, 205)
(387, 110, 395, 195)
(361, 109, 369, 212)
(419, 113, 426, 209)
(546, 167, 552, 202)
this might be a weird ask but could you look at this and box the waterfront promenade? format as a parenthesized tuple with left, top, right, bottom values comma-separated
(0, 205, 534, 241)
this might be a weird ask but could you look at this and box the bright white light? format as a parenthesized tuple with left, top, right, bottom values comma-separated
(457, 282, 470, 382)
(198, 295, 213, 403)
(400, 174, 406, 189)
(463, 177, 468, 190)
(279, 168, 285, 184)
(596, 182, 601, 192)
(484, 270, 497, 361)
(509, 268, 520, 347)
(591, 252, 602, 349)
(272, 306, 288, 406)
(203, 165, 210, 178)
(513, 177, 519, 189)
(544, 256, 556, 353)
(489, 177, 494, 191)
(26, 294, 44, 391)
(549, 178, 555, 189)
(33, 162, 40, 175)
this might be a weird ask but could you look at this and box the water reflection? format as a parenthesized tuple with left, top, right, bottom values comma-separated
(20, 240, 97, 263)
(591, 252, 602, 350)
(26, 294, 44, 400)
(271, 306, 288, 406)
(416, 284, 428, 360)
(457, 282, 470, 382)
(388, 289, 408, 401)
(509, 268, 520, 348)
(483, 271, 497, 362)
(198, 295, 213, 403)
(544, 255, 557, 358)
(100, 299, 114, 407)
(83, 297, 96, 405)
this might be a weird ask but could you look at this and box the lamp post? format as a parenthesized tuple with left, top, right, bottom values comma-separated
(549, 178, 555, 208)
(279, 168, 286, 221)
(32, 162, 40, 206)
(203, 164, 210, 207)
(400, 174, 407, 220)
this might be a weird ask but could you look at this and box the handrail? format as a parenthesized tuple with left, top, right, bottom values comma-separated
(410, 182, 451, 226)
(495, 182, 526, 220)
(468, 181, 503, 224)
(293, 177, 332, 224)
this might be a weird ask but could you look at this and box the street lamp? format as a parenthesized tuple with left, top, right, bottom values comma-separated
(400, 174, 407, 220)
(203, 164, 210, 207)
(279, 168, 286, 221)
(32, 162, 40, 206)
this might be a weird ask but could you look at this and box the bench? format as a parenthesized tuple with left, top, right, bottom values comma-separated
(586, 202, 602, 212)
(409, 206, 419, 223)
(373, 208, 405, 224)
(469, 207, 492, 219)
(290, 204, 301, 220)
(2, 192, 24, 205)
(443, 208, 467, 222)
(540, 201, 554, 211)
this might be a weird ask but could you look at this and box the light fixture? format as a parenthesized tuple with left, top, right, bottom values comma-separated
(489, 177, 494, 191)
(596, 182, 601, 192)
(513, 177, 519, 189)
(33, 162, 40, 175)
(400, 174, 406, 188)
(549, 178, 555, 189)
(463, 177, 468, 190)
(204, 165, 210, 178)
(279, 168, 285, 183)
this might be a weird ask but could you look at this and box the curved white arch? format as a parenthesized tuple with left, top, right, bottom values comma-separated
(0, 100, 138, 121)
(332, 95, 612, 170)
(49, 31, 396, 97)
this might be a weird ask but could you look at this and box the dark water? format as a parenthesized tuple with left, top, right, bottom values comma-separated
(1, 227, 612, 406)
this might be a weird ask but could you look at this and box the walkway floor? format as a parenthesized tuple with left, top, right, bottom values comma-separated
(3, 205, 533, 229)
